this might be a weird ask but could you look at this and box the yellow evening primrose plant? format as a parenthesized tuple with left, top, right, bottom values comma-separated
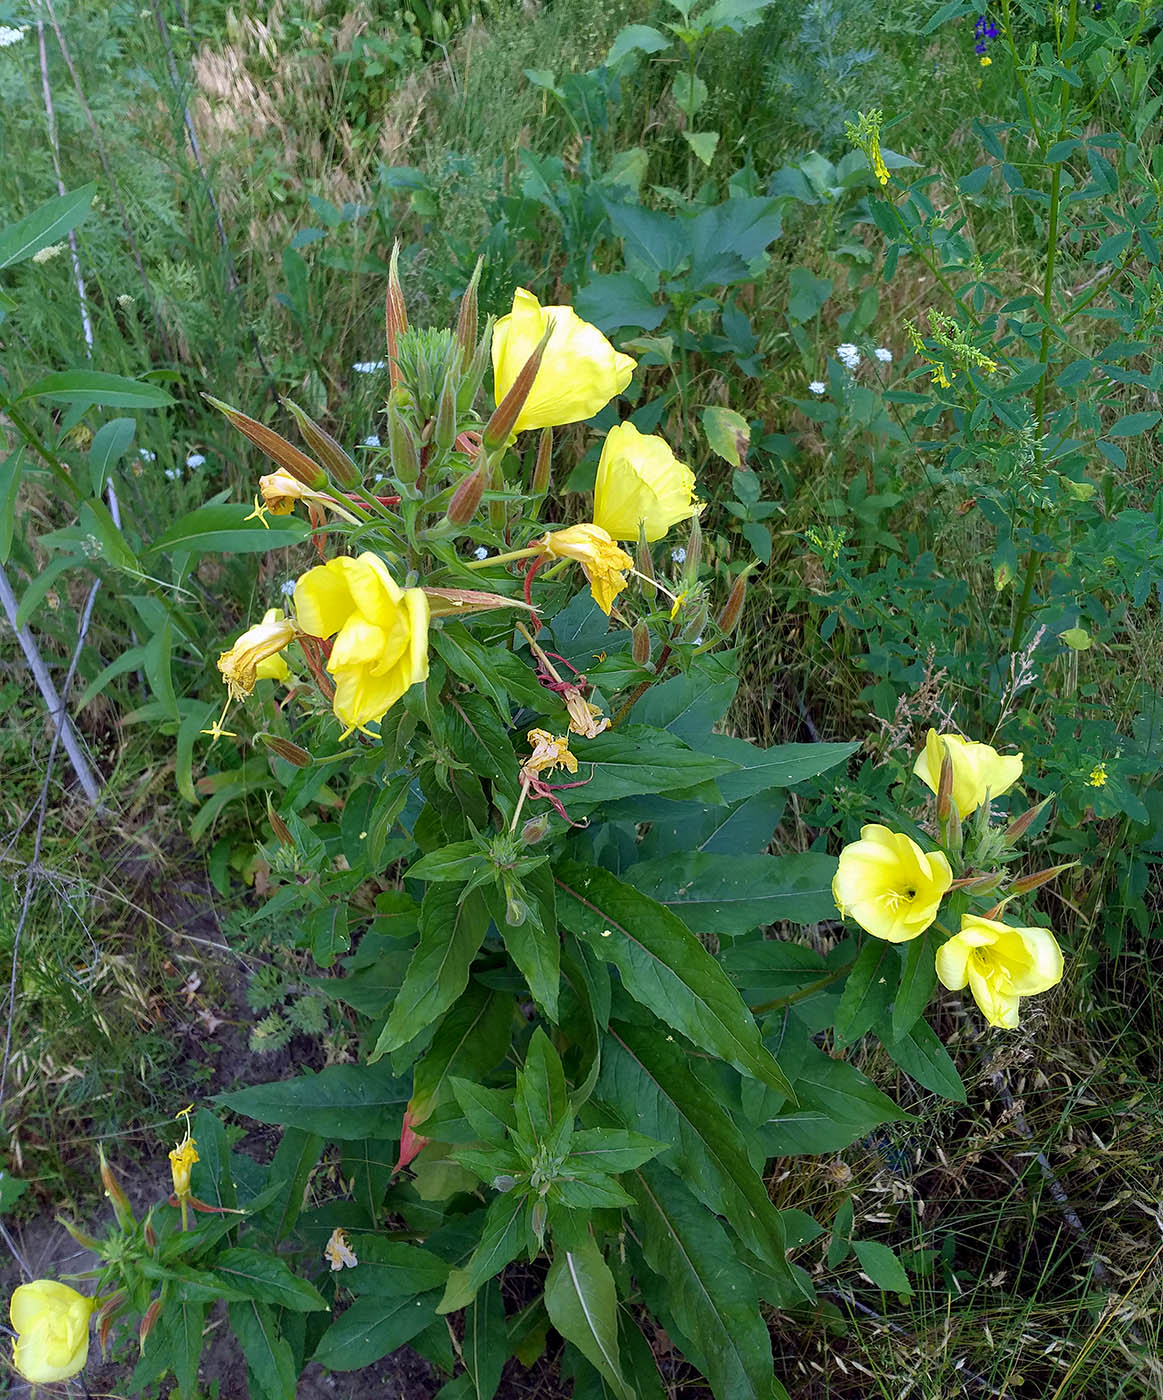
(10, 1281, 93, 1384)
(536, 522, 634, 615)
(592, 421, 701, 543)
(935, 914, 1064, 1028)
(294, 551, 430, 735)
(832, 824, 953, 942)
(914, 728, 1023, 818)
(491, 288, 635, 433)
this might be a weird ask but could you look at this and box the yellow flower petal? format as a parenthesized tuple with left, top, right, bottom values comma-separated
(914, 729, 1023, 818)
(593, 421, 700, 543)
(10, 1281, 93, 1384)
(936, 914, 1063, 1028)
(832, 823, 952, 943)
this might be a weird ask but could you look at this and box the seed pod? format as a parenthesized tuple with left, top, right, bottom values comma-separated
(281, 398, 360, 488)
(385, 242, 409, 390)
(203, 394, 327, 488)
(446, 465, 486, 528)
(388, 393, 421, 487)
(257, 734, 312, 767)
(716, 568, 751, 635)
(505, 891, 527, 927)
(632, 620, 651, 665)
(532, 428, 553, 496)
(57, 1215, 101, 1251)
(139, 1298, 163, 1353)
(144, 1211, 159, 1249)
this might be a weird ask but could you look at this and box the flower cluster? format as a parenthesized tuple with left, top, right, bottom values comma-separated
(833, 729, 1064, 1028)
(973, 13, 999, 65)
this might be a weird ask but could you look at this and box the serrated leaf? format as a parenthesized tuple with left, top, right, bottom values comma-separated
(683, 130, 720, 166)
(546, 1237, 634, 1400)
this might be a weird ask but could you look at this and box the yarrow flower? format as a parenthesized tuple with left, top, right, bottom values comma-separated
(836, 343, 861, 370)
(875, 347, 893, 363)
(808, 380, 827, 396)
(32, 242, 67, 264)
(0, 24, 27, 47)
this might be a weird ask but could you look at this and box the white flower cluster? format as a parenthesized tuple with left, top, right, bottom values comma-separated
(32, 243, 66, 265)
(361, 434, 381, 448)
(352, 360, 386, 374)
(836, 343, 861, 371)
(186, 453, 205, 469)
(0, 24, 27, 48)
(875, 347, 893, 363)
(808, 380, 827, 396)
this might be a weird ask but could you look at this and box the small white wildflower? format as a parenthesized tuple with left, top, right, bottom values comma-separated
(32, 242, 66, 265)
(875, 347, 893, 363)
(692, 635, 704, 646)
(117, 293, 136, 310)
(836, 343, 861, 369)
(0, 25, 26, 48)
(372, 473, 386, 485)
(361, 434, 381, 448)
(164, 467, 182, 481)
(185, 452, 206, 469)
(808, 380, 827, 396)
(670, 546, 686, 563)
(352, 359, 386, 374)
(473, 546, 489, 561)
(138, 448, 156, 462)
(280, 579, 296, 598)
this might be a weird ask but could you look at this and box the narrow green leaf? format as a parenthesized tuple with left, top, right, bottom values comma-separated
(254, 1129, 324, 1241)
(545, 1237, 634, 1400)
(439, 1192, 531, 1313)
(88, 417, 135, 497)
(214, 1248, 326, 1312)
(885, 1019, 966, 1102)
(411, 984, 513, 1125)
(891, 931, 937, 1041)
(624, 851, 838, 932)
(144, 503, 309, 557)
(216, 1062, 409, 1140)
(0, 184, 95, 268)
(341, 1238, 450, 1296)
(834, 939, 895, 1044)
(312, 1290, 442, 1370)
(18, 369, 174, 409)
(228, 1300, 297, 1400)
(465, 1278, 507, 1400)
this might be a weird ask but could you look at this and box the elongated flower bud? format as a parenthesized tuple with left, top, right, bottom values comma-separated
(57, 1216, 100, 1251)
(456, 257, 483, 371)
(685, 511, 703, 579)
(204, 395, 327, 488)
(716, 568, 750, 635)
(936, 749, 954, 823)
(481, 324, 554, 452)
(98, 1146, 135, 1231)
(459, 317, 495, 414)
(632, 620, 651, 665)
(532, 428, 553, 497)
(143, 1211, 158, 1249)
(635, 524, 656, 602)
(388, 393, 421, 487)
(386, 242, 409, 390)
(434, 369, 458, 455)
(1004, 795, 1053, 847)
(139, 1298, 163, 1352)
(256, 734, 313, 767)
(281, 398, 360, 488)
(1008, 861, 1077, 896)
(267, 800, 295, 848)
(446, 465, 486, 527)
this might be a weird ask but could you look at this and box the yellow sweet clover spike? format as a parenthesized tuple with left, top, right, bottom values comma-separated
(593, 422, 701, 543)
(844, 109, 890, 187)
(913, 729, 1023, 819)
(538, 523, 633, 616)
(294, 552, 429, 736)
(10, 1281, 94, 1383)
(935, 915, 1063, 1028)
(491, 289, 636, 434)
(1087, 763, 1107, 788)
(832, 824, 953, 943)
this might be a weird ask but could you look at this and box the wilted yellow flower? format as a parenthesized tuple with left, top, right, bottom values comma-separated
(563, 685, 609, 739)
(492, 288, 635, 434)
(935, 914, 1063, 1028)
(832, 824, 953, 943)
(258, 469, 330, 515)
(218, 608, 296, 701)
(539, 523, 633, 615)
(294, 552, 429, 736)
(10, 1281, 93, 1383)
(914, 729, 1023, 818)
(593, 422, 700, 543)
(324, 1227, 359, 1270)
(522, 729, 578, 779)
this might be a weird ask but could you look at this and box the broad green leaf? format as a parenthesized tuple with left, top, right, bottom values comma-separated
(341, 1237, 450, 1295)
(191, 1108, 237, 1210)
(411, 984, 513, 1125)
(605, 23, 669, 67)
(624, 852, 838, 933)
(568, 1128, 665, 1173)
(852, 1239, 913, 1295)
(228, 1300, 297, 1400)
(787, 266, 833, 323)
(566, 726, 736, 809)
(217, 1062, 409, 1140)
(254, 1128, 323, 1241)
(555, 863, 793, 1097)
(687, 196, 783, 289)
(701, 0, 777, 32)
(760, 1045, 908, 1154)
(439, 1192, 531, 1313)
(834, 939, 895, 1044)
(144, 503, 309, 557)
(407, 840, 489, 883)
(1107, 410, 1160, 437)
(703, 735, 859, 801)
(545, 1238, 633, 1400)
(671, 71, 707, 119)
(341, 1138, 396, 1222)
(683, 130, 720, 166)
(631, 1164, 773, 1400)
(515, 1026, 569, 1145)
(599, 1021, 798, 1281)
(0, 184, 95, 268)
(885, 1019, 966, 1103)
(632, 658, 738, 741)
(465, 1278, 508, 1400)
(18, 370, 174, 409)
(372, 883, 490, 1057)
(214, 1248, 327, 1311)
(312, 1289, 442, 1370)
(701, 405, 748, 466)
(163, 1295, 206, 1400)
(573, 273, 666, 333)
(80, 497, 139, 572)
(452, 1079, 516, 1144)
(638, 790, 785, 860)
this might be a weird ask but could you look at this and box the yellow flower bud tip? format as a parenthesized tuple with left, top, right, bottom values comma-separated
(491, 288, 636, 435)
(324, 1227, 359, 1271)
(668, 589, 688, 621)
(293, 552, 430, 735)
(168, 1125, 199, 1203)
(593, 421, 700, 543)
(914, 729, 1023, 819)
(538, 523, 632, 616)
(521, 729, 578, 778)
(832, 824, 953, 943)
(10, 1281, 94, 1384)
(218, 610, 297, 701)
(936, 914, 1063, 1028)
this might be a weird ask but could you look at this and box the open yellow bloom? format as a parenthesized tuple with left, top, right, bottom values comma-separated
(832, 824, 952, 943)
(936, 914, 1063, 1028)
(218, 608, 296, 700)
(257, 469, 335, 515)
(538, 523, 632, 616)
(593, 421, 701, 543)
(10, 1281, 93, 1383)
(914, 729, 1023, 818)
(295, 552, 429, 735)
(492, 289, 635, 434)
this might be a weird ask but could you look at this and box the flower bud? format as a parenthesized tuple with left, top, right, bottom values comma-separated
(256, 734, 312, 767)
(139, 1298, 163, 1353)
(481, 323, 555, 452)
(1008, 861, 1077, 896)
(96, 1291, 125, 1359)
(143, 1211, 158, 1249)
(203, 395, 327, 489)
(281, 398, 361, 488)
(950, 870, 1003, 894)
(684, 512, 703, 581)
(936, 749, 954, 823)
(531, 1199, 547, 1248)
(532, 428, 553, 497)
(716, 568, 751, 635)
(1003, 795, 1053, 846)
(635, 525, 656, 603)
(521, 814, 550, 845)
(386, 242, 409, 391)
(434, 369, 459, 456)
(492, 1173, 517, 1193)
(267, 799, 295, 848)
(459, 318, 495, 414)
(456, 257, 483, 371)
(632, 620, 651, 665)
(98, 1146, 135, 1231)
(681, 603, 708, 644)
(388, 393, 421, 488)
(446, 465, 486, 528)
(56, 1216, 100, 1251)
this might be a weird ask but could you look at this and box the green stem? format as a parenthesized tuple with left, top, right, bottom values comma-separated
(464, 545, 542, 570)
(750, 960, 854, 1017)
(0, 391, 80, 500)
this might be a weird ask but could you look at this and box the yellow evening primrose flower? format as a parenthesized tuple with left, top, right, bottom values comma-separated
(491, 288, 636, 434)
(832, 824, 953, 943)
(593, 421, 701, 543)
(914, 729, 1023, 819)
(218, 608, 297, 701)
(538, 523, 633, 616)
(522, 728, 578, 779)
(10, 1280, 94, 1384)
(169, 1110, 199, 1205)
(294, 552, 429, 736)
(324, 1227, 359, 1271)
(935, 914, 1063, 1028)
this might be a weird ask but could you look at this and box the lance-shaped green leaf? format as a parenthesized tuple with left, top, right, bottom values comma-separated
(759, 1045, 908, 1155)
(0, 183, 95, 268)
(213, 1249, 326, 1311)
(312, 1289, 443, 1371)
(891, 929, 938, 1041)
(228, 1300, 296, 1400)
(884, 1018, 966, 1103)
(702, 734, 860, 801)
(545, 1237, 634, 1400)
(18, 369, 174, 409)
(555, 863, 793, 1098)
(411, 984, 513, 1126)
(833, 938, 895, 1045)
(216, 1062, 409, 1140)
(564, 726, 737, 809)
(624, 851, 839, 933)
(630, 1163, 774, 1400)
(372, 884, 490, 1058)
(464, 1278, 507, 1400)
(144, 502, 309, 557)
(486, 874, 559, 1023)
(439, 1191, 532, 1313)
(341, 1238, 450, 1296)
